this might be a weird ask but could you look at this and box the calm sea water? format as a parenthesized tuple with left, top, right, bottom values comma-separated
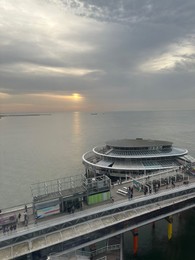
(0, 110, 195, 259)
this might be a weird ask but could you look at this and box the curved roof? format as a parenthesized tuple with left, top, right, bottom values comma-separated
(82, 138, 189, 174)
(106, 139, 172, 148)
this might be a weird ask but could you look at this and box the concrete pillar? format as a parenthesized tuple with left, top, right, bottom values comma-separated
(168, 222, 173, 240)
(133, 228, 138, 256)
(120, 233, 124, 260)
(152, 222, 155, 229)
(165, 216, 173, 240)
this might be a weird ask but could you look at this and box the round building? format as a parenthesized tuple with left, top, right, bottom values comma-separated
(82, 138, 189, 179)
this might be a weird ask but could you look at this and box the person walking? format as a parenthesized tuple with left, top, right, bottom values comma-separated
(171, 179, 175, 188)
(131, 187, 134, 199)
(18, 213, 21, 223)
(144, 185, 147, 195)
(128, 187, 132, 200)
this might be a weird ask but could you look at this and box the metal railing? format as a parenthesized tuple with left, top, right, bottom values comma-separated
(76, 244, 120, 257)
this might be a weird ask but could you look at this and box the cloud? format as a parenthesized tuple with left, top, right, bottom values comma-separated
(140, 39, 195, 72)
(0, 63, 100, 77)
(0, 0, 195, 113)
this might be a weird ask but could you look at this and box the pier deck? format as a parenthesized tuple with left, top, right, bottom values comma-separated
(0, 172, 195, 259)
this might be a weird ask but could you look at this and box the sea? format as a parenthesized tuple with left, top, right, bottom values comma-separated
(0, 110, 195, 259)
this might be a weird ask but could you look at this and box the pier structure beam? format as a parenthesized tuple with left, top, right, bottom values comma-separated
(165, 216, 173, 240)
(132, 228, 138, 256)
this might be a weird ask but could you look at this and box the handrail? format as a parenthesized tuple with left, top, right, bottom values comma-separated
(76, 244, 120, 256)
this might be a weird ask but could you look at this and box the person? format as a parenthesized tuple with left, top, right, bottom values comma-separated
(24, 204, 27, 212)
(18, 213, 21, 223)
(154, 183, 158, 193)
(111, 196, 114, 203)
(144, 185, 147, 195)
(171, 179, 175, 188)
(13, 224, 17, 231)
(3, 226, 6, 235)
(131, 187, 134, 199)
(128, 187, 131, 200)
(24, 212, 28, 226)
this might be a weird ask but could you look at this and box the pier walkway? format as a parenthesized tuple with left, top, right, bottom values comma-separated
(0, 173, 195, 259)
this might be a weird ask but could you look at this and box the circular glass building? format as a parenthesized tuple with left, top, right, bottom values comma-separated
(82, 138, 188, 179)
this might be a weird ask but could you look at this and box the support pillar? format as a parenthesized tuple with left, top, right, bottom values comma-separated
(120, 233, 124, 260)
(168, 222, 173, 240)
(165, 216, 173, 240)
(133, 228, 138, 256)
(152, 222, 155, 229)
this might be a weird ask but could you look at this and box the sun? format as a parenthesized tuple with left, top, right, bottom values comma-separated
(73, 93, 79, 98)
(72, 93, 82, 101)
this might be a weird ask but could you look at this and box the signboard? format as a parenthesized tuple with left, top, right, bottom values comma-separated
(133, 180, 143, 192)
(35, 199, 60, 218)
(36, 204, 60, 219)
(87, 191, 110, 205)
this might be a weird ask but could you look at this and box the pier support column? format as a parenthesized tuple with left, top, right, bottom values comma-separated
(165, 216, 173, 240)
(152, 222, 155, 229)
(168, 222, 173, 240)
(120, 233, 124, 260)
(132, 228, 138, 256)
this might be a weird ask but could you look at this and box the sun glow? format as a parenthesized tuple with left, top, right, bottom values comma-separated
(72, 93, 82, 101)
(0, 92, 85, 113)
(0, 92, 10, 99)
(30, 92, 83, 101)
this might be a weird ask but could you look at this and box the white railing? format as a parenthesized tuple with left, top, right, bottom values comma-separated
(97, 257, 107, 260)
(76, 244, 120, 257)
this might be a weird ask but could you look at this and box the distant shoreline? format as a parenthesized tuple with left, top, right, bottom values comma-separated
(0, 113, 51, 117)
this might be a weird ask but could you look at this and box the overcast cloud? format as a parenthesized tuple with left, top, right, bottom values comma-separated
(0, 0, 195, 113)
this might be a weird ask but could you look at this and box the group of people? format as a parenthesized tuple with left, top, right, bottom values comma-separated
(143, 177, 176, 195)
(17, 204, 29, 226)
(2, 205, 29, 235)
(144, 184, 152, 195)
(2, 223, 17, 235)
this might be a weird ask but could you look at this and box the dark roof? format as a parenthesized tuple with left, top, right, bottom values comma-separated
(106, 139, 172, 148)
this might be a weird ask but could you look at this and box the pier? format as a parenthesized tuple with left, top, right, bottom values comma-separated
(0, 169, 195, 260)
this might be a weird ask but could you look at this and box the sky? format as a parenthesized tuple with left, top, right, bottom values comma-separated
(0, 0, 195, 113)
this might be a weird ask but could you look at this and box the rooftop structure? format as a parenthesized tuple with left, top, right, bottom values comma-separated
(30, 174, 111, 218)
(82, 138, 193, 179)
